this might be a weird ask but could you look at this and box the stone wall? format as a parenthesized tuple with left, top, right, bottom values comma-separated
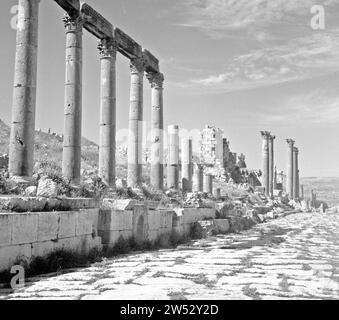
(0, 199, 217, 272)
(0, 209, 101, 272)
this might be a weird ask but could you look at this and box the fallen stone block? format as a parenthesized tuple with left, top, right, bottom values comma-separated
(213, 219, 230, 233)
(37, 178, 58, 198)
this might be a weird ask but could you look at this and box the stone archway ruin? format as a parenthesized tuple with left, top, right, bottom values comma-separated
(9, 0, 164, 189)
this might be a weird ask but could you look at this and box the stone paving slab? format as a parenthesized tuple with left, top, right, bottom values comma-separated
(1, 212, 339, 300)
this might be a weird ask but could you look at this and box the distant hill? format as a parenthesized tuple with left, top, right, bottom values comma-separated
(0, 118, 128, 177)
(301, 177, 339, 207)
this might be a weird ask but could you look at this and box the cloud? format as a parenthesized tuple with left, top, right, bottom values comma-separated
(263, 90, 339, 125)
(176, 29, 339, 93)
(177, 0, 339, 40)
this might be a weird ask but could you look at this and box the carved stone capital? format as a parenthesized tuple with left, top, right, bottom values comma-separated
(286, 139, 295, 147)
(98, 38, 117, 59)
(260, 131, 271, 139)
(63, 13, 83, 32)
(146, 72, 164, 89)
(130, 57, 146, 74)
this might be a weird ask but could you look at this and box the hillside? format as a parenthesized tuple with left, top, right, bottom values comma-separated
(0, 118, 128, 178)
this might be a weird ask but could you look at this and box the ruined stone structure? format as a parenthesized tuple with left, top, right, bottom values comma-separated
(286, 139, 301, 200)
(8, 0, 164, 189)
(199, 126, 224, 166)
(192, 164, 204, 192)
(237, 153, 247, 169)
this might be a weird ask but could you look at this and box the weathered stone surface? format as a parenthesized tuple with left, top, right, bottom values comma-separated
(37, 212, 59, 242)
(37, 178, 58, 198)
(25, 186, 37, 197)
(0, 214, 12, 246)
(102, 199, 140, 211)
(214, 219, 230, 233)
(11, 213, 38, 245)
(0, 196, 47, 212)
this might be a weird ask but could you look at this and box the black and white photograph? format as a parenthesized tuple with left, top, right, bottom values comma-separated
(0, 0, 338, 303)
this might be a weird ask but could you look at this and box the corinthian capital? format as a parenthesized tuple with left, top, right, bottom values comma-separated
(286, 139, 295, 147)
(146, 72, 164, 89)
(130, 57, 146, 74)
(98, 38, 117, 59)
(260, 131, 271, 139)
(62, 13, 83, 32)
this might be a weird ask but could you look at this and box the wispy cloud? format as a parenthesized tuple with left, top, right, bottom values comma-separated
(263, 90, 339, 125)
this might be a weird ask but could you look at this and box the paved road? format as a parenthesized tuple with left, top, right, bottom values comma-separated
(1, 211, 339, 300)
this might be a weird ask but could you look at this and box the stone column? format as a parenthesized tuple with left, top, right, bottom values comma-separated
(203, 174, 213, 194)
(147, 72, 164, 190)
(286, 139, 295, 198)
(9, 0, 40, 179)
(268, 134, 275, 197)
(98, 39, 117, 187)
(181, 137, 193, 193)
(62, 14, 83, 184)
(301, 184, 304, 199)
(193, 164, 204, 192)
(293, 147, 299, 199)
(167, 125, 179, 189)
(273, 166, 278, 190)
(127, 58, 145, 187)
(261, 131, 270, 195)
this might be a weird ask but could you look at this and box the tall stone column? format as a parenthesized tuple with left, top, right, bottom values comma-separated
(293, 147, 299, 200)
(273, 166, 278, 189)
(98, 39, 117, 187)
(9, 0, 40, 179)
(203, 174, 213, 194)
(268, 134, 275, 196)
(193, 164, 204, 192)
(181, 137, 193, 193)
(286, 139, 295, 198)
(147, 72, 164, 190)
(261, 131, 270, 195)
(127, 57, 145, 187)
(301, 184, 304, 200)
(167, 125, 179, 189)
(62, 14, 83, 184)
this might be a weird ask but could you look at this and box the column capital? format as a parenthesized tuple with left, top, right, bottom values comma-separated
(260, 131, 271, 139)
(146, 72, 164, 89)
(286, 139, 295, 147)
(293, 147, 299, 154)
(62, 13, 83, 32)
(269, 134, 276, 141)
(130, 57, 146, 74)
(98, 38, 117, 59)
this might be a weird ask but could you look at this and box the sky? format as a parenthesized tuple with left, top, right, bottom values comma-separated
(0, 0, 339, 177)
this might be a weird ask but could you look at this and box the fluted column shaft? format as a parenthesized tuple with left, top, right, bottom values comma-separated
(181, 138, 193, 192)
(286, 139, 295, 198)
(9, 0, 40, 178)
(167, 125, 179, 189)
(98, 39, 117, 186)
(261, 131, 270, 195)
(127, 58, 145, 187)
(193, 164, 204, 192)
(293, 147, 299, 199)
(268, 135, 275, 196)
(147, 73, 164, 190)
(62, 14, 83, 184)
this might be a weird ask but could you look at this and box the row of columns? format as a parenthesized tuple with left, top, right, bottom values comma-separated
(260, 131, 275, 196)
(8, 1, 166, 190)
(286, 139, 300, 199)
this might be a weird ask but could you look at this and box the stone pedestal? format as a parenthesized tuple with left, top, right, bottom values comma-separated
(268, 135, 275, 197)
(193, 164, 204, 192)
(62, 14, 83, 184)
(98, 39, 117, 187)
(181, 138, 193, 193)
(9, 0, 40, 178)
(286, 139, 295, 199)
(261, 131, 270, 195)
(127, 58, 145, 187)
(167, 125, 179, 189)
(147, 73, 164, 190)
(203, 174, 213, 194)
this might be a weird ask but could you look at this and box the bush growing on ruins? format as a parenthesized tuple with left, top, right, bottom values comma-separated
(190, 222, 206, 240)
